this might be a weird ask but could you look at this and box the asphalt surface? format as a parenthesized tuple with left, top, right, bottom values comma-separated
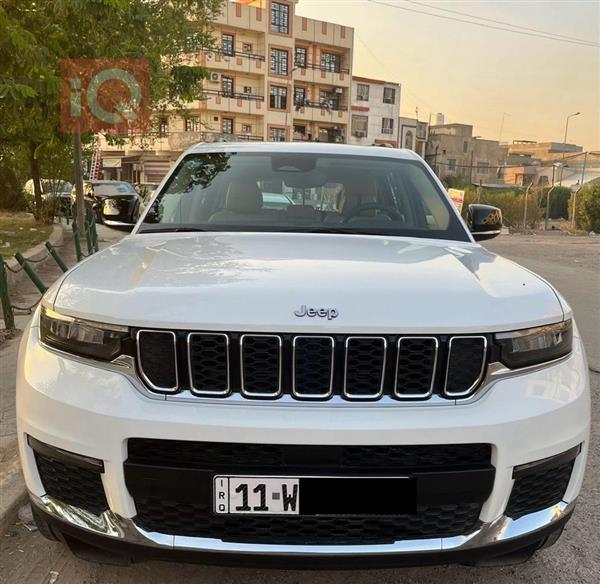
(1, 232, 598, 584)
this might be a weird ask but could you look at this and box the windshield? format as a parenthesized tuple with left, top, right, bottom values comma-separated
(139, 152, 469, 241)
(94, 182, 136, 196)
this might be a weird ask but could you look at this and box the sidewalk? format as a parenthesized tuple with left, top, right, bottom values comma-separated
(0, 222, 126, 532)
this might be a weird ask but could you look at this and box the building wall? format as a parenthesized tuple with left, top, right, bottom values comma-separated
(425, 124, 508, 183)
(507, 141, 583, 162)
(348, 76, 401, 147)
(399, 117, 428, 157)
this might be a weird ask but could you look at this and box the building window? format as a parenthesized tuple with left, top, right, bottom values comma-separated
(383, 87, 395, 104)
(222, 76, 234, 97)
(321, 52, 340, 73)
(356, 83, 369, 101)
(448, 159, 457, 172)
(157, 117, 168, 137)
(477, 161, 489, 174)
(270, 85, 287, 109)
(294, 87, 306, 106)
(271, 1, 289, 34)
(270, 127, 286, 142)
(404, 130, 413, 149)
(351, 115, 368, 137)
(241, 123, 252, 134)
(271, 48, 289, 75)
(242, 42, 253, 53)
(294, 124, 306, 136)
(185, 117, 201, 132)
(222, 34, 234, 56)
(222, 118, 234, 134)
(295, 47, 307, 68)
(382, 118, 394, 134)
(320, 89, 339, 110)
(463, 140, 469, 153)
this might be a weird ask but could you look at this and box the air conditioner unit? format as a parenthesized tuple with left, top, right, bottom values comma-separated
(334, 87, 343, 94)
(243, 86, 252, 94)
(210, 72, 220, 82)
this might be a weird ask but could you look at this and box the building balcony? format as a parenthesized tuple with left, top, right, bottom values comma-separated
(204, 49, 266, 75)
(293, 100, 349, 124)
(168, 131, 263, 151)
(293, 63, 351, 87)
(200, 89, 266, 115)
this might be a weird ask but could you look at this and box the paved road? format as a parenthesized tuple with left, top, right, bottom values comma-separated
(1, 233, 598, 584)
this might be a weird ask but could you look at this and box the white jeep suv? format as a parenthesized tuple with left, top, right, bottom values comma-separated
(17, 143, 590, 568)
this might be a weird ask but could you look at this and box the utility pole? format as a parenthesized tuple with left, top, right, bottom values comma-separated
(560, 112, 580, 185)
(498, 112, 510, 143)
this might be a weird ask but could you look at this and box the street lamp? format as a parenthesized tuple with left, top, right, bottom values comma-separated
(563, 111, 580, 146)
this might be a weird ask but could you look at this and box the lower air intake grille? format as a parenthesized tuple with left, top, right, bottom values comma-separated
(34, 452, 108, 516)
(133, 499, 482, 544)
(506, 460, 574, 519)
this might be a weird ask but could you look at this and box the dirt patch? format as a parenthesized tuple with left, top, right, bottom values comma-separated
(0, 212, 53, 257)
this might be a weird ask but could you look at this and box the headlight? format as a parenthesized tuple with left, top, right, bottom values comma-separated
(495, 319, 572, 369)
(40, 307, 130, 361)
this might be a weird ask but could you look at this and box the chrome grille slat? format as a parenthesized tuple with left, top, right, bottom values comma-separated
(444, 336, 487, 397)
(343, 336, 387, 400)
(395, 337, 438, 398)
(292, 336, 335, 399)
(240, 334, 282, 398)
(187, 333, 230, 396)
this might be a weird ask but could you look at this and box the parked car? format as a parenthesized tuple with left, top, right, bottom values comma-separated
(18, 143, 590, 568)
(23, 179, 72, 212)
(70, 180, 139, 228)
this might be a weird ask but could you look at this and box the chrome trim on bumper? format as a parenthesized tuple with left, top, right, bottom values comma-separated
(30, 493, 574, 556)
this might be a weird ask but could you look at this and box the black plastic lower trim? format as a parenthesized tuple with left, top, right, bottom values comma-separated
(34, 502, 573, 569)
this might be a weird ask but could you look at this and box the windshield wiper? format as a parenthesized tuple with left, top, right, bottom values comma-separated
(138, 226, 211, 234)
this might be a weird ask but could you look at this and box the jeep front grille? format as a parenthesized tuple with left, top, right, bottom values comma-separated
(135, 331, 489, 402)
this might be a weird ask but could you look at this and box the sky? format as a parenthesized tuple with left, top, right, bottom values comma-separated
(296, 0, 600, 151)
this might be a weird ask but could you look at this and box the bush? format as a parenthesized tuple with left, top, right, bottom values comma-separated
(570, 182, 600, 232)
(0, 164, 27, 211)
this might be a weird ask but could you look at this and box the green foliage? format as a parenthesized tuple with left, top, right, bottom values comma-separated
(570, 182, 600, 232)
(0, 0, 225, 216)
(540, 186, 571, 220)
(442, 175, 470, 189)
(462, 187, 544, 228)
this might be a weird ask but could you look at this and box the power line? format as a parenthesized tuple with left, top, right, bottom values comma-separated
(405, 0, 599, 45)
(367, 0, 600, 48)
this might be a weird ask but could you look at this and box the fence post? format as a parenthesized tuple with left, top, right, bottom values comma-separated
(0, 257, 16, 330)
(45, 242, 68, 273)
(90, 213, 99, 252)
(72, 223, 83, 262)
(14, 253, 48, 294)
(84, 222, 94, 256)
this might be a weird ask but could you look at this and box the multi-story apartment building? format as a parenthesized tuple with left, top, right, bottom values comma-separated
(425, 123, 508, 184)
(100, 0, 354, 183)
(347, 76, 400, 147)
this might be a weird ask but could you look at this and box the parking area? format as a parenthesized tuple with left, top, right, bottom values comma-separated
(0, 233, 598, 584)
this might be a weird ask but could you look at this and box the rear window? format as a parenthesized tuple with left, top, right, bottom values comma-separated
(140, 152, 468, 242)
(94, 182, 136, 196)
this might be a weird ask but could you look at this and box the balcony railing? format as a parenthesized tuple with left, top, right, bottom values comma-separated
(294, 62, 350, 75)
(208, 48, 265, 61)
(205, 89, 264, 101)
(294, 99, 348, 112)
(168, 130, 263, 150)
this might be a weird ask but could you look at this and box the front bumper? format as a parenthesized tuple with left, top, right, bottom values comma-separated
(17, 321, 590, 565)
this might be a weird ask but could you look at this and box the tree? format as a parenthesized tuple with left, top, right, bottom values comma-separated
(0, 0, 224, 219)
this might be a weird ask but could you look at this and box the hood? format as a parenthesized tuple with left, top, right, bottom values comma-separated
(51, 232, 564, 333)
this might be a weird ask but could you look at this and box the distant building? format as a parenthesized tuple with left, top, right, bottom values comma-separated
(348, 76, 401, 147)
(398, 117, 428, 157)
(434, 112, 445, 126)
(425, 123, 508, 183)
(508, 141, 583, 162)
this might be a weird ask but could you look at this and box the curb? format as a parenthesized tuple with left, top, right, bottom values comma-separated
(4, 223, 66, 290)
(0, 439, 27, 535)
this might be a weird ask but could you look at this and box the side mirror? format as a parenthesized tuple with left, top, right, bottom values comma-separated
(466, 204, 502, 241)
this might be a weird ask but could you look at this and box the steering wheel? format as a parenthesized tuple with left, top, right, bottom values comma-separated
(342, 203, 402, 223)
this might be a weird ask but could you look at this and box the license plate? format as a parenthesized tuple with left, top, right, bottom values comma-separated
(214, 476, 300, 515)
